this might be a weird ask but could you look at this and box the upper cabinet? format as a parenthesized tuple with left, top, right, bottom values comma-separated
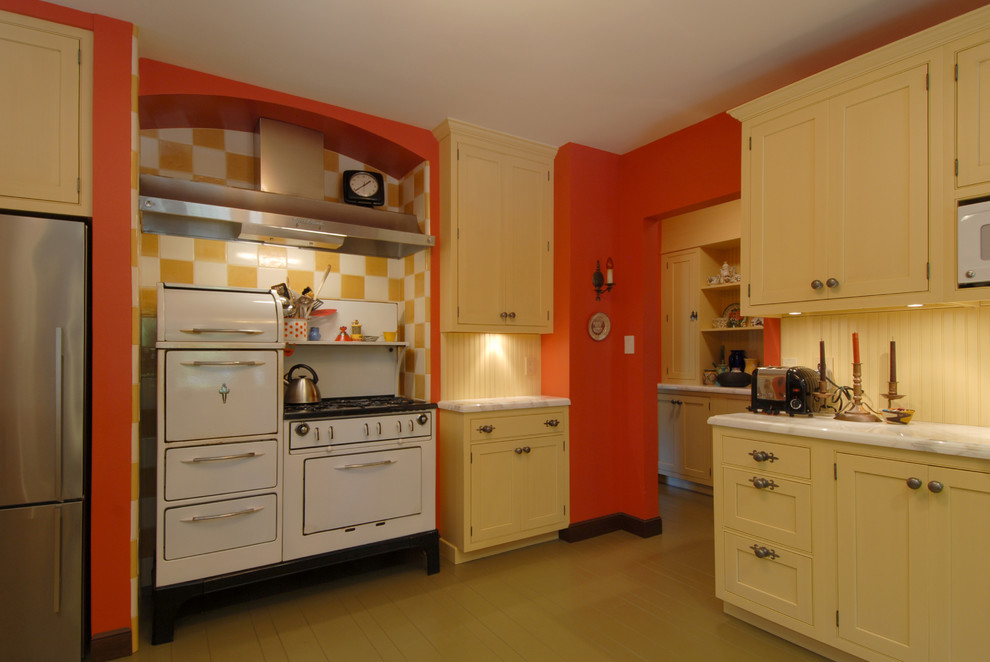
(954, 28, 990, 189)
(739, 54, 935, 314)
(0, 11, 92, 216)
(733, 5, 990, 314)
(434, 119, 556, 333)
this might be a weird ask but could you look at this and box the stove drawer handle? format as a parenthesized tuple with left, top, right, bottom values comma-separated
(180, 328, 265, 335)
(181, 505, 264, 522)
(181, 451, 263, 463)
(180, 360, 265, 367)
(334, 459, 397, 470)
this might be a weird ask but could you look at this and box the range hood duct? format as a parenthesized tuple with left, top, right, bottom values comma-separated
(139, 120, 433, 259)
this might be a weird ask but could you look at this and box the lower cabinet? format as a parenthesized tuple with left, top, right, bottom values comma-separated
(713, 425, 990, 662)
(439, 406, 569, 562)
(658, 390, 748, 487)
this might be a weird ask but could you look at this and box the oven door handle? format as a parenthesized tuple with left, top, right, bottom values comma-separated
(180, 328, 265, 335)
(181, 506, 264, 522)
(180, 360, 265, 367)
(181, 451, 263, 463)
(334, 459, 397, 470)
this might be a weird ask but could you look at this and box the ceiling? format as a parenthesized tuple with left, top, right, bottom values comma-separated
(52, 0, 986, 154)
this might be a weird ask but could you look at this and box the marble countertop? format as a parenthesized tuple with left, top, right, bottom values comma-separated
(709, 412, 990, 461)
(437, 395, 571, 413)
(658, 383, 750, 396)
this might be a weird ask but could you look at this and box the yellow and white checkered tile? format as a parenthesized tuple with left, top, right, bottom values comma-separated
(137, 127, 431, 399)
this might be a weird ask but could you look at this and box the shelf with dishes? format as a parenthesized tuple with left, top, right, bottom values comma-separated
(701, 327, 763, 334)
(285, 340, 407, 346)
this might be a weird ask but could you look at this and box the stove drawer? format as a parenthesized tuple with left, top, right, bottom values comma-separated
(164, 440, 277, 501)
(163, 493, 277, 560)
(303, 447, 421, 534)
(163, 350, 278, 441)
(158, 285, 280, 343)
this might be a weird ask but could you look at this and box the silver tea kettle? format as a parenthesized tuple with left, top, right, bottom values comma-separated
(284, 364, 321, 404)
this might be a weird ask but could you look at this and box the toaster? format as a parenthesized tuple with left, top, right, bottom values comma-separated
(750, 366, 821, 416)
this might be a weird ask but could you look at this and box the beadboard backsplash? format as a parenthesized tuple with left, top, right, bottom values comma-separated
(780, 304, 990, 426)
(441, 333, 542, 400)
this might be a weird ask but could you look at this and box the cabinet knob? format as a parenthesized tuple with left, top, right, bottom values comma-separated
(749, 476, 778, 490)
(508, 312, 516, 319)
(476, 425, 495, 434)
(906, 477, 922, 489)
(928, 480, 944, 493)
(500, 312, 508, 319)
(749, 544, 779, 560)
(544, 419, 560, 427)
(669, 399, 682, 405)
(826, 278, 840, 288)
(811, 280, 824, 289)
(748, 450, 778, 463)
(689, 311, 698, 321)
(523, 446, 531, 454)
(514, 447, 523, 454)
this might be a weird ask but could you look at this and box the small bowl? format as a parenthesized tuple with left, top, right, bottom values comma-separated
(361, 335, 379, 342)
(882, 408, 915, 424)
(716, 370, 752, 388)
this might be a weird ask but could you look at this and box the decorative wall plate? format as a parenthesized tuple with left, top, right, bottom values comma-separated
(588, 312, 611, 341)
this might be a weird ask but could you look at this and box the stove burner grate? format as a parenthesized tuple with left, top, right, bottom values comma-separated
(284, 396, 434, 420)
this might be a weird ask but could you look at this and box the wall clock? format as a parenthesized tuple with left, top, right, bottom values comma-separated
(588, 312, 611, 341)
(342, 170, 385, 207)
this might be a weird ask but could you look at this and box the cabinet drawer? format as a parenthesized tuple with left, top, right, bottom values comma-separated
(721, 466, 812, 551)
(163, 493, 277, 560)
(159, 286, 280, 343)
(721, 433, 811, 479)
(469, 409, 567, 442)
(165, 440, 277, 501)
(722, 531, 813, 625)
(164, 350, 278, 441)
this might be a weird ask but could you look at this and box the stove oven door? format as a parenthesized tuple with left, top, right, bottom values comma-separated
(303, 447, 421, 534)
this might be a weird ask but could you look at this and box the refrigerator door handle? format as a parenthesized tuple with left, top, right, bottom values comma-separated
(53, 507, 62, 614)
(54, 328, 63, 502)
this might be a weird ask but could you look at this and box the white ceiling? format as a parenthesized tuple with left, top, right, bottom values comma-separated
(51, 0, 985, 154)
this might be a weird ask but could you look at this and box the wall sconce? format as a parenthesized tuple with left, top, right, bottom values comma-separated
(592, 257, 614, 300)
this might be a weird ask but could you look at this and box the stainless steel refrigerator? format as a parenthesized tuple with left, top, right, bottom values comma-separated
(0, 212, 86, 660)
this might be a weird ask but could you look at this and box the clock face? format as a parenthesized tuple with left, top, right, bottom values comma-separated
(348, 171, 380, 198)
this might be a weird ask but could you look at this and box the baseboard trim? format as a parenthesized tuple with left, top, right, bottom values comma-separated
(89, 627, 132, 661)
(559, 512, 662, 543)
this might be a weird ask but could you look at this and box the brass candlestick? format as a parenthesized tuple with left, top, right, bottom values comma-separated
(882, 381, 906, 409)
(835, 362, 882, 422)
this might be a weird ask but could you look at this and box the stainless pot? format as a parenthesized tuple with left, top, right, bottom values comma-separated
(284, 363, 321, 404)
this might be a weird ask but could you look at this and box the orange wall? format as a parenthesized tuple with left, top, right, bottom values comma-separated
(0, 0, 136, 638)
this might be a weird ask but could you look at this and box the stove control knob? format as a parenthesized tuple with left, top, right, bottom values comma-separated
(295, 423, 310, 436)
(417, 413, 429, 426)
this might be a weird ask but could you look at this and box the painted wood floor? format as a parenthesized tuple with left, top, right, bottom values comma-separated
(130, 485, 825, 661)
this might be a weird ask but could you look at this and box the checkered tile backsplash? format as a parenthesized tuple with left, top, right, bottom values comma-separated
(138, 128, 431, 400)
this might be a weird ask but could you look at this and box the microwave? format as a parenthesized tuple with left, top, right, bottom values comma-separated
(958, 199, 990, 287)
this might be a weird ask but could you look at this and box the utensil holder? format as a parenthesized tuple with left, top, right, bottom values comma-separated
(284, 319, 307, 341)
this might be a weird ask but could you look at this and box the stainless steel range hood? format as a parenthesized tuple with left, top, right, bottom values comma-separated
(139, 120, 433, 259)
(140, 175, 433, 259)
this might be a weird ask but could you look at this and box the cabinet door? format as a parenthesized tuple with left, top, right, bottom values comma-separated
(455, 143, 504, 326)
(747, 103, 828, 306)
(470, 440, 521, 544)
(929, 466, 990, 661)
(826, 63, 930, 300)
(957, 37, 990, 187)
(661, 250, 699, 381)
(679, 396, 713, 484)
(518, 437, 566, 532)
(657, 397, 680, 476)
(835, 453, 929, 662)
(0, 14, 86, 212)
(503, 155, 552, 329)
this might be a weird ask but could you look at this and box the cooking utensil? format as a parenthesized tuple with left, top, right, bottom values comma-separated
(284, 364, 321, 403)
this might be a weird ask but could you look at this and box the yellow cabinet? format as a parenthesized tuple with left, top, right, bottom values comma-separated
(955, 32, 990, 188)
(434, 119, 556, 333)
(0, 11, 92, 216)
(658, 391, 749, 488)
(660, 250, 699, 382)
(837, 453, 990, 662)
(439, 406, 569, 563)
(741, 57, 932, 313)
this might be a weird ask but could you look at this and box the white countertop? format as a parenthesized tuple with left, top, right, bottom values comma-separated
(437, 395, 571, 413)
(658, 383, 750, 396)
(709, 412, 990, 461)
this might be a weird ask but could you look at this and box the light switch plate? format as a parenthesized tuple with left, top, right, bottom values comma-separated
(624, 335, 635, 354)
